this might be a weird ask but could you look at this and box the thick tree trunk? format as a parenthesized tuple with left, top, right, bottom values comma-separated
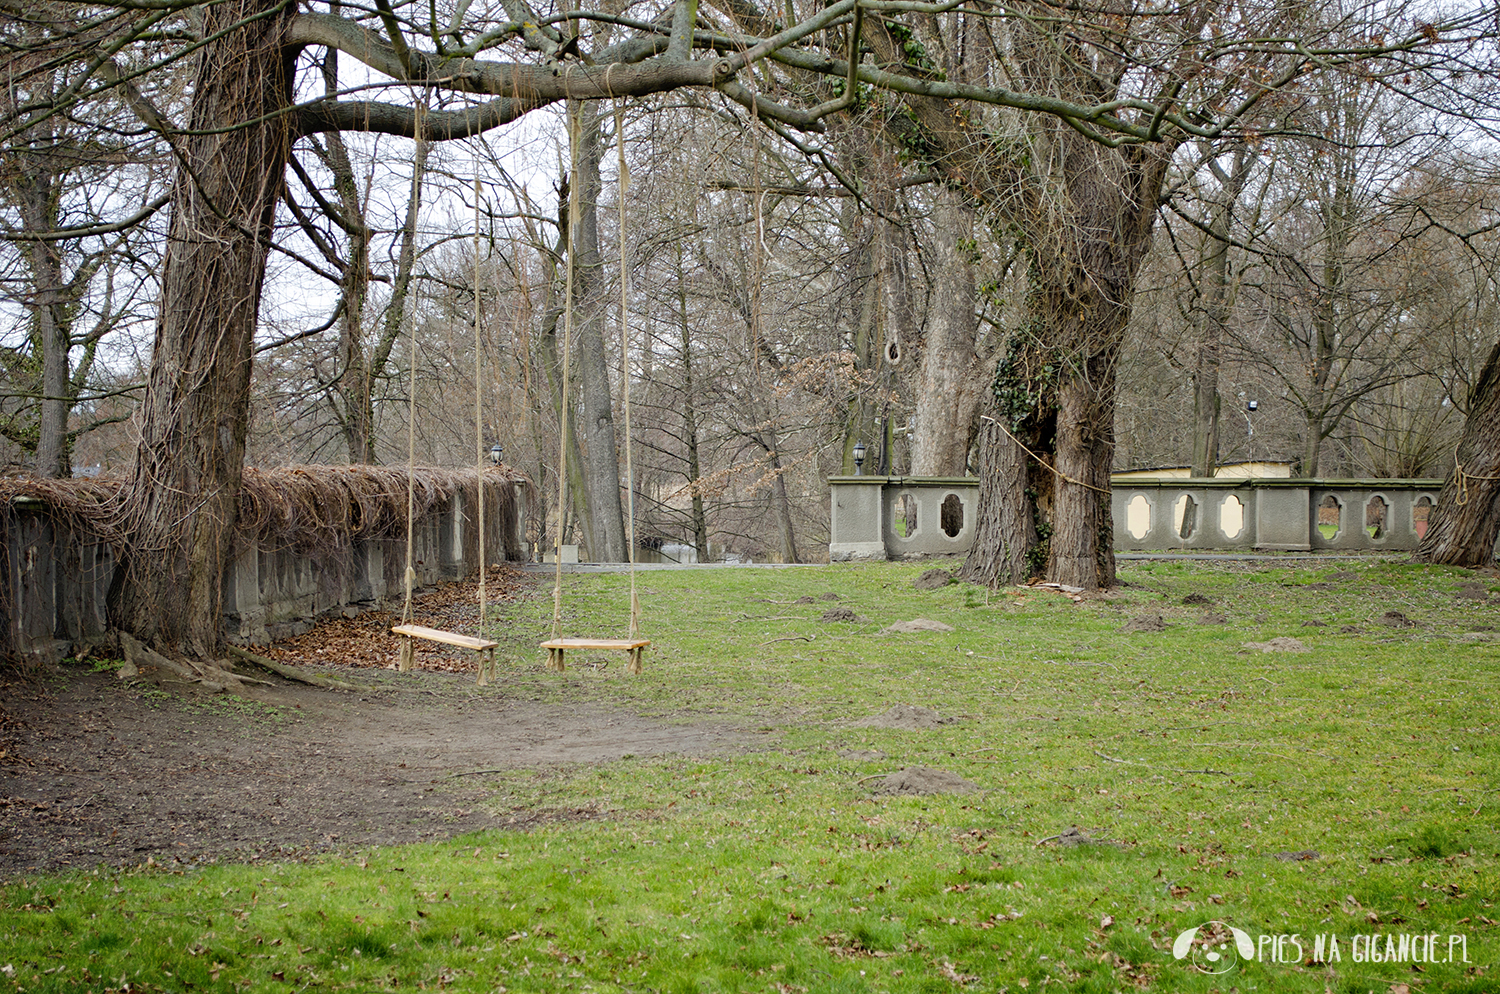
(911, 191, 983, 477)
(959, 136, 1166, 590)
(571, 100, 628, 562)
(27, 209, 71, 479)
(1050, 348, 1118, 589)
(112, 0, 294, 655)
(1188, 149, 1249, 478)
(1413, 339, 1500, 566)
(958, 412, 1042, 586)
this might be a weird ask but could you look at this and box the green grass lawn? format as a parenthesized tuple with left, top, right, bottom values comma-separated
(2, 558, 1497, 993)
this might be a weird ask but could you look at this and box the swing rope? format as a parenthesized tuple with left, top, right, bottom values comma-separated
(474, 160, 487, 643)
(614, 99, 640, 636)
(400, 91, 429, 636)
(539, 99, 650, 675)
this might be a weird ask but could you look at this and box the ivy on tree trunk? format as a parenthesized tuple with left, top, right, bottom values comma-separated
(112, 0, 295, 655)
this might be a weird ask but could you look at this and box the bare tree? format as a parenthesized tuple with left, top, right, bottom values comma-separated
(0, 8, 163, 475)
(7, 0, 1492, 648)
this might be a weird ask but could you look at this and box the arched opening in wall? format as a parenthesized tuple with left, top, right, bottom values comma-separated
(1365, 495, 1389, 540)
(1125, 495, 1151, 540)
(1174, 494, 1197, 540)
(1317, 494, 1343, 541)
(1413, 496, 1433, 540)
(1219, 494, 1244, 539)
(940, 494, 964, 538)
(896, 493, 918, 538)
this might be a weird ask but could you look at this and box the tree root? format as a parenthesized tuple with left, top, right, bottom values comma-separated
(121, 634, 240, 693)
(225, 644, 376, 692)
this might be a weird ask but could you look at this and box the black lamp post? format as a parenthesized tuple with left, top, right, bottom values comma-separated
(852, 441, 866, 476)
(1245, 400, 1258, 466)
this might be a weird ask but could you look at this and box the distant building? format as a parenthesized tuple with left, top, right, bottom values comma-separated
(1111, 461, 1294, 481)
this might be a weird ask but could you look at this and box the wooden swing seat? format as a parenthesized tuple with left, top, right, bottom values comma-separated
(540, 637, 650, 674)
(392, 624, 499, 684)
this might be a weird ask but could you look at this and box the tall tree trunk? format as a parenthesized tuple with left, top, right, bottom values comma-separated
(1413, 339, 1500, 566)
(911, 190, 982, 476)
(675, 245, 709, 558)
(980, 140, 1166, 591)
(113, 0, 294, 654)
(571, 100, 628, 562)
(760, 435, 801, 564)
(1188, 151, 1250, 477)
(13, 111, 74, 478)
(23, 178, 71, 479)
(835, 189, 881, 473)
(316, 45, 379, 464)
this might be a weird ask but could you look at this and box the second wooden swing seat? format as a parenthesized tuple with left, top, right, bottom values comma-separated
(540, 637, 650, 674)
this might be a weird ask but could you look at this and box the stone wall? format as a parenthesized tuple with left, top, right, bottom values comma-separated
(2, 480, 528, 665)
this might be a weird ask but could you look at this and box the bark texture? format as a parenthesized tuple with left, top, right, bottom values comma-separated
(1008, 137, 1167, 589)
(113, 0, 295, 654)
(958, 414, 1040, 586)
(911, 192, 983, 477)
(1413, 339, 1500, 566)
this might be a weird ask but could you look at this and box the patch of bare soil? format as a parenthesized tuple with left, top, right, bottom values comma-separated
(913, 569, 955, 591)
(1379, 610, 1419, 628)
(871, 767, 978, 796)
(881, 618, 954, 634)
(1243, 637, 1312, 653)
(1119, 612, 1167, 633)
(0, 631, 757, 876)
(820, 607, 869, 623)
(853, 704, 953, 729)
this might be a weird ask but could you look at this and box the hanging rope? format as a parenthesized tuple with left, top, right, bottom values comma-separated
(552, 103, 582, 640)
(474, 162, 488, 649)
(398, 91, 431, 672)
(1450, 443, 1500, 507)
(614, 99, 640, 636)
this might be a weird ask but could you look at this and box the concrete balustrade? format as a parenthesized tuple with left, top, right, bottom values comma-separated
(829, 476, 1444, 561)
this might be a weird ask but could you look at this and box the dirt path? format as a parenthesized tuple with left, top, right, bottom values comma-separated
(0, 667, 755, 876)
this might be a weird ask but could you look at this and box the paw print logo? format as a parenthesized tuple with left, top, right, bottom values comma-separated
(1172, 921, 1255, 974)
